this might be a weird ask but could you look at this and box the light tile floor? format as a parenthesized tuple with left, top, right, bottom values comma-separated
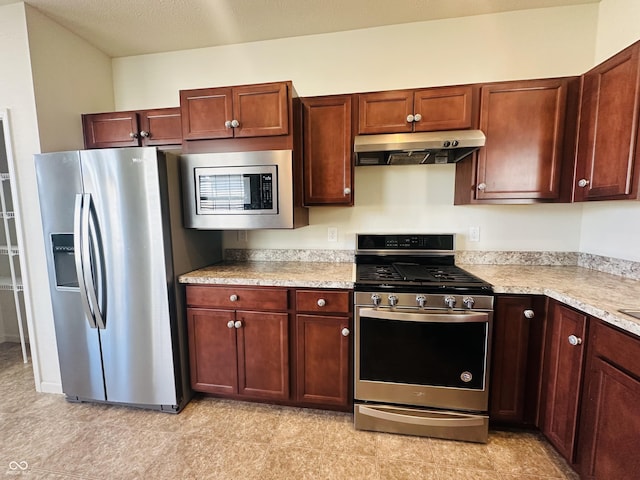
(0, 342, 579, 479)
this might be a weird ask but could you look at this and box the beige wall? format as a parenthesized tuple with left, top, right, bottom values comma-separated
(113, 5, 598, 256)
(577, 0, 640, 261)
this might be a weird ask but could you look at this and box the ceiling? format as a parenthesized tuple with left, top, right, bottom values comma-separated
(0, 0, 600, 57)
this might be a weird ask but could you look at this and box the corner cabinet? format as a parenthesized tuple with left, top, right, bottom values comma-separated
(301, 95, 354, 206)
(357, 85, 475, 134)
(574, 41, 640, 201)
(455, 77, 578, 204)
(490, 295, 546, 426)
(82, 108, 182, 149)
(540, 300, 588, 463)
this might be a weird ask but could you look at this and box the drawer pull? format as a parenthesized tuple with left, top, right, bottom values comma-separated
(229, 294, 238, 302)
(317, 298, 326, 307)
(341, 328, 350, 337)
(568, 334, 582, 346)
(523, 309, 535, 319)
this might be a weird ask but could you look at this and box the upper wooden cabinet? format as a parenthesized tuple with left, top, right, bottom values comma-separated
(574, 41, 640, 201)
(82, 108, 182, 149)
(358, 85, 475, 134)
(455, 77, 577, 204)
(302, 95, 354, 206)
(180, 81, 290, 141)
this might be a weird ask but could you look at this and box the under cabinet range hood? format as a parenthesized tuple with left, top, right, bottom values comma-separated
(354, 130, 486, 166)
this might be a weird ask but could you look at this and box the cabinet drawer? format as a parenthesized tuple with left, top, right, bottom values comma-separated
(296, 290, 351, 314)
(186, 285, 288, 311)
(591, 320, 640, 379)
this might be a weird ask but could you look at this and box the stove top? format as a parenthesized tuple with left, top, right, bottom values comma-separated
(354, 233, 493, 294)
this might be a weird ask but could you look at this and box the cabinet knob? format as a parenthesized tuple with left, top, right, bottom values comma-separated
(344, 187, 351, 195)
(568, 334, 582, 346)
(231, 119, 240, 128)
(234, 320, 242, 329)
(406, 114, 415, 123)
(413, 113, 422, 122)
(523, 309, 535, 319)
(129, 132, 139, 139)
(317, 298, 326, 307)
(477, 183, 487, 191)
(341, 328, 350, 337)
(227, 320, 235, 329)
(229, 294, 238, 302)
(224, 120, 232, 128)
(139, 131, 150, 138)
(578, 178, 590, 188)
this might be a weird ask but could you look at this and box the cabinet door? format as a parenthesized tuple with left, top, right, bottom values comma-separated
(541, 301, 588, 461)
(180, 87, 234, 140)
(302, 95, 353, 205)
(575, 43, 640, 200)
(187, 308, 238, 395)
(358, 90, 414, 134)
(490, 296, 545, 425)
(296, 314, 351, 407)
(232, 82, 289, 138)
(139, 108, 182, 146)
(235, 310, 289, 400)
(413, 85, 474, 132)
(578, 321, 640, 480)
(82, 111, 140, 149)
(476, 79, 568, 200)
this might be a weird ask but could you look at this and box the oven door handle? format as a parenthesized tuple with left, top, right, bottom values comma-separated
(358, 405, 486, 427)
(359, 308, 488, 323)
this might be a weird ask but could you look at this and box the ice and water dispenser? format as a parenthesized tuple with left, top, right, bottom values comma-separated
(51, 233, 78, 289)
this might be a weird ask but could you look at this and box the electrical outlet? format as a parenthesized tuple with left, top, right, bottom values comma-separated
(469, 226, 480, 242)
(327, 227, 338, 242)
(237, 230, 248, 242)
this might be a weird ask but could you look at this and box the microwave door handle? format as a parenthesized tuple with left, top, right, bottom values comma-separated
(74, 194, 97, 329)
(360, 308, 488, 324)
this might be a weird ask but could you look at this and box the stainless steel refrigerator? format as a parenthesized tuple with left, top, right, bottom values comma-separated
(35, 147, 222, 412)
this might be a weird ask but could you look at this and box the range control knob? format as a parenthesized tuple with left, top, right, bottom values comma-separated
(388, 295, 399, 307)
(371, 294, 382, 307)
(452, 140, 459, 147)
(463, 297, 475, 309)
(416, 295, 427, 308)
(444, 296, 456, 308)
(443, 140, 451, 147)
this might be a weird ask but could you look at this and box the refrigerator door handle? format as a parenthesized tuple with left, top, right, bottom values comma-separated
(74, 194, 97, 329)
(82, 194, 106, 330)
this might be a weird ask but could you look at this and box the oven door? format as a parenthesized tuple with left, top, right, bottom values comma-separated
(355, 307, 492, 412)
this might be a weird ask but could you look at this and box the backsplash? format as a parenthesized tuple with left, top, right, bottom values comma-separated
(224, 249, 640, 281)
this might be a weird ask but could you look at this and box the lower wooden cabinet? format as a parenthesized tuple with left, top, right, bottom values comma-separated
(540, 300, 588, 462)
(187, 307, 289, 400)
(576, 320, 640, 479)
(185, 284, 352, 410)
(490, 295, 546, 426)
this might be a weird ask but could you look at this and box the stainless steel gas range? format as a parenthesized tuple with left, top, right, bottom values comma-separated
(353, 233, 494, 443)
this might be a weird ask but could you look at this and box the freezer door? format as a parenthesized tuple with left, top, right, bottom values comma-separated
(34, 151, 106, 401)
(80, 147, 178, 407)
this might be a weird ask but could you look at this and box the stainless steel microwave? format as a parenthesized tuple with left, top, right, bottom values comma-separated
(180, 150, 308, 229)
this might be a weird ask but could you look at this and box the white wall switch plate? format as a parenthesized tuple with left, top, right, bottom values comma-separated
(469, 226, 480, 242)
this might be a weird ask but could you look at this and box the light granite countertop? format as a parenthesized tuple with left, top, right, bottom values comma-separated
(179, 262, 640, 338)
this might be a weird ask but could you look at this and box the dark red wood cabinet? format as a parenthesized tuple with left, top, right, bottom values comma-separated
(82, 107, 182, 149)
(490, 295, 546, 426)
(294, 289, 352, 409)
(574, 41, 640, 201)
(358, 85, 475, 134)
(301, 95, 354, 206)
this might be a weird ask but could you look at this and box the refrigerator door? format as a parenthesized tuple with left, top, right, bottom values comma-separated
(80, 147, 178, 407)
(35, 151, 106, 401)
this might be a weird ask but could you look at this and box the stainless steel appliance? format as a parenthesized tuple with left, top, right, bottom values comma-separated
(353, 233, 494, 442)
(35, 147, 222, 412)
(354, 130, 486, 165)
(180, 149, 308, 229)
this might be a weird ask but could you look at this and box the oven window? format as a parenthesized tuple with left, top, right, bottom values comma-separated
(359, 316, 487, 390)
